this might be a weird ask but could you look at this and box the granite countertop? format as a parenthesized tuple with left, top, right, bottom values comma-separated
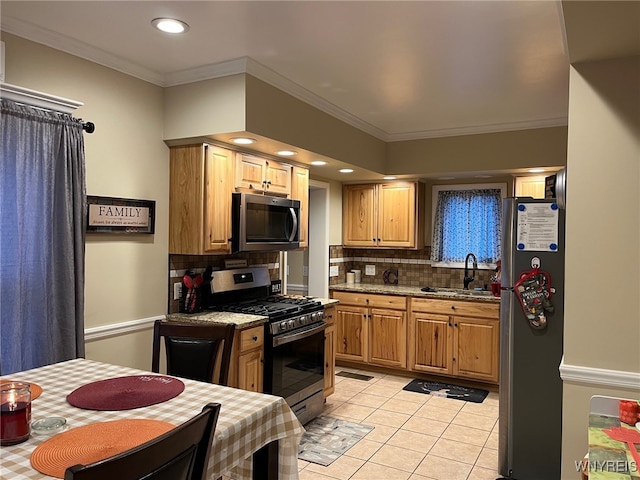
(166, 297, 339, 328)
(317, 297, 340, 307)
(166, 311, 268, 329)
(330, 283, 500, 303)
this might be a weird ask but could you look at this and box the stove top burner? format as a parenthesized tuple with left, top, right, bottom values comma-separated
(212, 295, 323, 322)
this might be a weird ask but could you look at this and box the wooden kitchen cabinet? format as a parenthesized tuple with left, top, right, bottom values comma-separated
(323, 305, 336, 397)
(291, 166, 309, 248)
(342, 182, 425, 248)
(229, 325, 264, 392)
(169, 144, 234, 255)
(409, 298, 500, 383)
(334, 304, 368, 362)
(332, 291, 407, 369)
(235, 152, 292, 196)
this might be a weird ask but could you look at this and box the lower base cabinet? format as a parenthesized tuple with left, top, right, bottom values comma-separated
(229, 325, 264, 392)
(409, 298, 499, 383)
(330, 290, 500, 385)
(332, 291, 407, 369)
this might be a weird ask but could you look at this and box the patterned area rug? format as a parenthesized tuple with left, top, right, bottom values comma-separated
(403, 379, 489, 403)
(298, 416, 374, 466)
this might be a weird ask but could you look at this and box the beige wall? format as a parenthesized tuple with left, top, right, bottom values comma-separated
(387, 126, 568, 177)
(3, 33, 168, 370)
(163, 74, 246, 141)
(327, 179, 344, 246)
(245, 75, 387, 173)
(561, 56, 640, 478)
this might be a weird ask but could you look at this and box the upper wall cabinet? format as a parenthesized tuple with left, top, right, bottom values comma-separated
(169, 144, 234, 255)
(514, 175, 546, 199)
(291, 166, 309, 248)
(235, 152, 292, 196)
(342, 182, 425, 248)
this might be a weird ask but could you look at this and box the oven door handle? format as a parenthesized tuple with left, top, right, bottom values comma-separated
(272, 321, 327, 347)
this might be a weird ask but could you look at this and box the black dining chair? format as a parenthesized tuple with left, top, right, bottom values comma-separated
(64, 402, 221, 480)
(151, 320, 236, 386)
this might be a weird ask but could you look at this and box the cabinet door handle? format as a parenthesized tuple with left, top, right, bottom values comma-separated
(454, 323, 458, 327)
(252, 336, 258, 341)
(448, 322, 452, 327)
(377, 238, 381, 242)
(451, 305, 456, 310)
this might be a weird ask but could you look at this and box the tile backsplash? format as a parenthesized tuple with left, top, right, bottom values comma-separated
(168, 252, 280, 313)
(329, 246, 494, 290)
(168, 247, 495, 313)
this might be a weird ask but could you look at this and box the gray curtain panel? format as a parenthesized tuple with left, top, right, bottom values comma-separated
(0, 99, 86, 375)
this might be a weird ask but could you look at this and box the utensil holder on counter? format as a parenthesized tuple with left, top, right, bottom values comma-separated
(180, 270, 203, 314)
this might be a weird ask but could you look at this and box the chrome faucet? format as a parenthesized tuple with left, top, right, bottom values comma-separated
(463, 253, 478, 290)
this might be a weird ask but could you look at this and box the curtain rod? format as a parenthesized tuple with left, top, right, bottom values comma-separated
(1, 82, 95, 134)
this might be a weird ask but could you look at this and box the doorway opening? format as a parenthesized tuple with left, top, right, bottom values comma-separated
(286, 179, 329, 298)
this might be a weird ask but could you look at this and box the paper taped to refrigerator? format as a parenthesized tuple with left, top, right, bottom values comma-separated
(516, 202, 559, 251)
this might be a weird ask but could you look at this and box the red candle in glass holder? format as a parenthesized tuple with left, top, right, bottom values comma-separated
(0, 382, 31, 446)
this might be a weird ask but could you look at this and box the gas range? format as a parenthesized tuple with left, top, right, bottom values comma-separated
(204, 267, 327, 425)
(205, 268, 325, 334)
(215, 295, 324, 334)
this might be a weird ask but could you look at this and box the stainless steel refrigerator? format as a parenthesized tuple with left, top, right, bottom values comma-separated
(498, 197, 565, 480)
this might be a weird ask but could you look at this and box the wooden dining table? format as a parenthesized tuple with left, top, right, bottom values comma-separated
(0, 358, 305, 480)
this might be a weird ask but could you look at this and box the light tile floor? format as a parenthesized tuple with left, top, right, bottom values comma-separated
(298, 367, 500, 480)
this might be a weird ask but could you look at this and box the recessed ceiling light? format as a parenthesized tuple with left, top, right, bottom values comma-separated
(437, 176, 455, 180)
(475, 175, 492, 178)
(383, 176, 396, 180)
(277, 150, 297, 156)
(339, 169, 354, 174)
(230, 137, 255, 145)
(529, 168, 545, 173)
(311, 160, 327, 166)
(151, 18, 190, 34)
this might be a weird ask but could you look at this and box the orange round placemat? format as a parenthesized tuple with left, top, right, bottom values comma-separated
(30, 419, 174, 478)
(0, 380, 43, 400)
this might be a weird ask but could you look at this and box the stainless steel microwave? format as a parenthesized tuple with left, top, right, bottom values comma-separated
(231, 193, 300, 252)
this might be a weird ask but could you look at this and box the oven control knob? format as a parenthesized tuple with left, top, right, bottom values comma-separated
(279, 322, 287, 331)
(288, 320, 296, 329)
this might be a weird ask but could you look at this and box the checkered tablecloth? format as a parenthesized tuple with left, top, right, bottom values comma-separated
(0, 359, 304, 480)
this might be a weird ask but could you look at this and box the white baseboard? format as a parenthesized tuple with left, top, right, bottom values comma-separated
(84, 315, 164, 342)
(560, 358, 640, 390)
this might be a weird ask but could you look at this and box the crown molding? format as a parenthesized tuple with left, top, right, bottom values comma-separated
(1, 16, 164, 86)
(2, 17, 569, 142)
(162, 57, 249, 87)
(242, 58, 389, 141)
(388, 116, 569, 142)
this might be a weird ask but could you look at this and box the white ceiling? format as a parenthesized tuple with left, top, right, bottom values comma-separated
(1, 0, 571, 144)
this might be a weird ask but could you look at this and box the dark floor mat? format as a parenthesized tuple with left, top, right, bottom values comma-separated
(403, 379, 489, 403)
